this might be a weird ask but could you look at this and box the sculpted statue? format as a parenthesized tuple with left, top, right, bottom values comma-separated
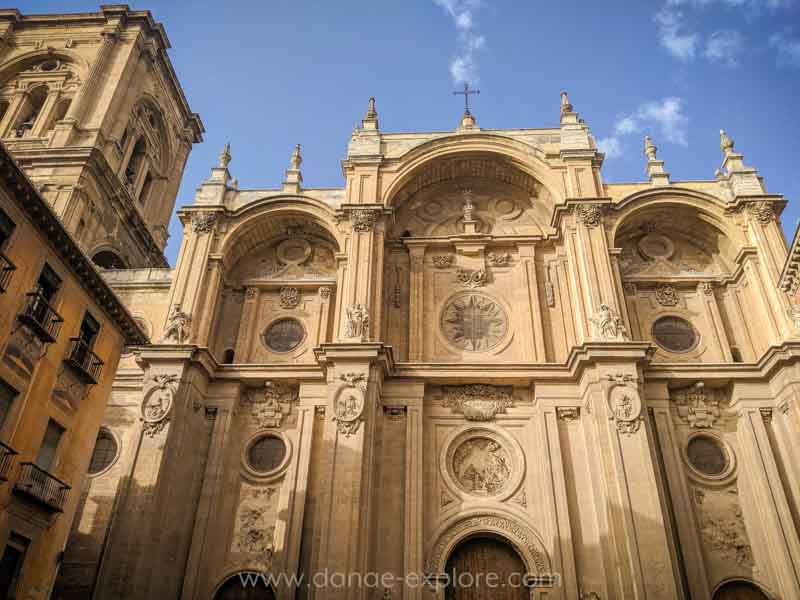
(344, 304, 370, 340)
(161, 304, 191, 344)
(591, 303, 629, 342)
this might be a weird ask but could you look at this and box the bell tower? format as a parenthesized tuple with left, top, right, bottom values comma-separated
(0, 5, 203, 268)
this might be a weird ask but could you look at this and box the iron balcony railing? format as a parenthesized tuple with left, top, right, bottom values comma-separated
(64, 337, 103, 384)
(14, 462, 70, 512)
(0, 251, 15, 293)
(0, 441, 18, 482)
(18, 289, 64, 344)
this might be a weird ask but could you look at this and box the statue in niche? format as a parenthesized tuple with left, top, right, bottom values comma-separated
(591, 304, 629, 342)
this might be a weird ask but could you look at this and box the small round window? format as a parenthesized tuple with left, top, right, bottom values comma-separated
(262, 318, 305, 353)
(88, 429, 118, 475)
(247, 435, 287, 473)
(687, 435, 728, 476)
(652, 316, 698, 353)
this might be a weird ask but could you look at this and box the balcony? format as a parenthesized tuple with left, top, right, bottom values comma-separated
(0, 251, 15, 292)
(17, 290, 64, 344)
(64, 338, 103, 384)
(13, 462, 70, 512)
(0, 441, 18, 482)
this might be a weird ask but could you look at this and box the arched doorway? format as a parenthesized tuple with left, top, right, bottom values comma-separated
(713, 580, 771, 600)
(213, 573, 275, 600)
(445, 535, 528, 600)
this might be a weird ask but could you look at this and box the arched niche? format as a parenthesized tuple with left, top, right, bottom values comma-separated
(210, 207, 341, 363)
(445, 535, 529, 600)
(92, 249, 128, 270)
(386, 151, 555, 239)
(613, 203, 738, 280)
(712, 579, 772, 600)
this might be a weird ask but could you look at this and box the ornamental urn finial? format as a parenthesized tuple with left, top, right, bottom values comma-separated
(644, 136, 658, 161)
(560, 90, 573, 114)
(719, 129, 735, 156)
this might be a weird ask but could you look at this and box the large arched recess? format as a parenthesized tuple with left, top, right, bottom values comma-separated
(0, 48, 91, 84)
(219, 196, 342, 272)
(382, 133, 564, 213)
(610, 187, 741, 249)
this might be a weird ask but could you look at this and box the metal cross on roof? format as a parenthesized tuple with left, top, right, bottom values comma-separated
(453, 82, 480, 114)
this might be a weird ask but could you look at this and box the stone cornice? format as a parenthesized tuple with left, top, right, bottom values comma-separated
(0, 143, 148, 345)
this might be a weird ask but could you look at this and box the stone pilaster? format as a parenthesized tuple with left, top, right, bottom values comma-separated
(310, 343, 394, 600)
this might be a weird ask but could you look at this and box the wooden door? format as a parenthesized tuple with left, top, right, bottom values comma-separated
(445, 536, 528, 600)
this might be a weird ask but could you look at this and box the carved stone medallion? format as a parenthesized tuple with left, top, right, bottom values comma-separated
(655, 284, 679, 306)
(141, 374, 177, 437)
(441, 292, 508, 352)
(332, 372, 367, 437)
(451, 437, 512, 496)
(279, 286, 300, 309)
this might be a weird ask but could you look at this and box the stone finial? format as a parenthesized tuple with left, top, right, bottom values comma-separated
(361, 96, 379, 130)
(366, 97, 377, 120)
(290, 144, 302, 170)
(720, 129, 734, 156)
(560, 90, 573, 115)
(283, 144, 303, 192)
(218, 142, 231, 169)
(644, 136, 657, 161)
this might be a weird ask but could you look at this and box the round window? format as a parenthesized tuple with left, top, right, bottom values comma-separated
(88, 429, 118, 475)
(247, 435, 287, 473)
(652, 316, 698, 353)
(687, 435, 728, 476)
(262, 318, 305, 353)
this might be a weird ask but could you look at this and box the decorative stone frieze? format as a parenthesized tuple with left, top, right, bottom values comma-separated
(556, 406, 580, 421)
(486, 252, 510, 266)
(318, 286, 332, 300)
(746, 201, 775, 225)
(349, 208, 379, 232)
(442, 384, 514, 421)
(432, 255, 454, 268)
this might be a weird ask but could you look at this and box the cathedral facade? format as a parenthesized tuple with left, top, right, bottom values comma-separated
(52, 92, 800, 600)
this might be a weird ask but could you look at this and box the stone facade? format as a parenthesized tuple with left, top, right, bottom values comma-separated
(45, 48, 800, 600)
(0, 6, 203, 269)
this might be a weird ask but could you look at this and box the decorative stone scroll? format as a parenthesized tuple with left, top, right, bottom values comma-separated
(141, 374, 178, 437)
(575, 204, 603, 228)
(590, 304, 629, 342)
(432, 255, 454, 268)
(487, 252, 510, 266)
(746, 201, 774, 225)
(333, 372, 367, 436)
(456, 268, 487, 288)
(161, 304, 191, 344)
(442, 384, 514, 421)
(655, 284, 679, 306)
(191, 211, 218, 234)
(279, 286, 300, 309)
(343, 304, 370, 341)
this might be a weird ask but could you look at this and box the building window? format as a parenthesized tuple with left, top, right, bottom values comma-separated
(35, 419, 65, 472)
(0, 378, 17, 432)
(35, 263, 62, 303)
(222, 349, 235, 364)
(88, 429, 118, 475)
(262, 318, 305, 353)
(92, 251, 127, 270)
(652, 316, 698, 353)
(731, 346, 743, 363)
(0, 533, 30, 599)
(139, 173, 153, 206)
(0, 207, 14, 248)
(14, 86, 48, 138)
(687, 434, 729, 476)
(124, 137, 147, 190)
(247, 435, 287, 474)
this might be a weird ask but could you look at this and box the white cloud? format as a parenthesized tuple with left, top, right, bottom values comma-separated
(655, 6, 699, 61)
(599, 97, 689, 160)
(770, 31, 800, 67)
(597, 137, 623, 159)
(704, 30, 746, 66)
(433, 0, 486, 84)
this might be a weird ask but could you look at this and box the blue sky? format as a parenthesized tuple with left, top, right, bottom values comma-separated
(19, 0, 800, 265)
